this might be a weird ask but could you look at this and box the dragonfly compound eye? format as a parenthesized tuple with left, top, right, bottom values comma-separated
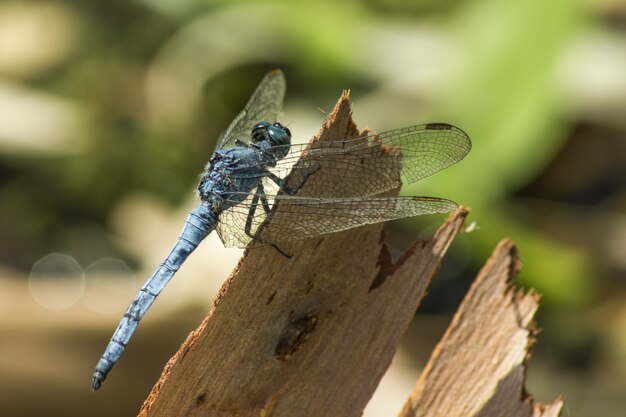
(266, 124, 291, 161)
(268, 124, 291, 147)
(251, 122, 271, 143)
(273, 122, 291, 138)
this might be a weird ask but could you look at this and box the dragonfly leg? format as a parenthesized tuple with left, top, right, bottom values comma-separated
(265, 171, 286, 191)
(259, 187, 271, 214)
(257, 184, 293, 257)
(269, 163, 322, 196)
(270, 244, 292, 259)
(244, 184, 273, 238)
(266, 170, 300, 196)
(243, 185, 291, 257)
(244, 188, 261, 239)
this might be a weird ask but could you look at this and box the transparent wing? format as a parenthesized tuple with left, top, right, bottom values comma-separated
(217, 70, 286, 150)
(228, 123, 471, 198)
(216, 192, 457, 248)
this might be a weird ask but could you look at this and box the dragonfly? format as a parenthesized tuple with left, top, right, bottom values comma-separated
(91, 69, 471, 390)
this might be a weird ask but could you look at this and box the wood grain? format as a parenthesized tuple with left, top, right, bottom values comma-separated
(397, 239, 563, 417)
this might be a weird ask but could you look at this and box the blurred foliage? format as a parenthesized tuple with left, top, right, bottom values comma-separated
(400, 0, 598, 305)
(0, 0, 621, 303)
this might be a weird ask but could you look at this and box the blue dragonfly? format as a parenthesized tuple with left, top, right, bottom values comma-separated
(91, 70, 471, 390)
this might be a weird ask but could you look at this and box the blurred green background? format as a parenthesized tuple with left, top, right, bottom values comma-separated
(0, 0, 625, 416)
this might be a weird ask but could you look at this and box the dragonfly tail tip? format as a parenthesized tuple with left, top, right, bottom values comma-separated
(91, 373, 103, 391)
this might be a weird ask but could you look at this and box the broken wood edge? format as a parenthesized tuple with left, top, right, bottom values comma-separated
(397, 239, 564, 417)
(369, 206, 469, 301)
(532, 397, 564, 417)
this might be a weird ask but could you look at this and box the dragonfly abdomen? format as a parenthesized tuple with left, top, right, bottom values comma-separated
(91, 203, 217, 390)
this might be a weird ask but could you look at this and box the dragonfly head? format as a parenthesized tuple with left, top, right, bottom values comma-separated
(251, 122, 291, 161)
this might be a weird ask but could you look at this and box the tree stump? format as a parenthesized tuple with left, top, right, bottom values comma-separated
(138, 93, 562, 417)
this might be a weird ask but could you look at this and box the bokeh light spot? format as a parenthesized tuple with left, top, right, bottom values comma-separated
(83, 258, 137, 315)
(29, 253, 84, 310)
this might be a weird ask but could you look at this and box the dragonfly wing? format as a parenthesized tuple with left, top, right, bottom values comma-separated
(215, 192, 258, 248)
(216, 192, 457, 248)
(232, 123, 471, 198)
(217, 70, 286, 150)
(376, 123, 471, 184)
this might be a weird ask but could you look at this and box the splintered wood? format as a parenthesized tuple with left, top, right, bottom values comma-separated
(398, 240, 563, 417)
(138, 93, 563, 417)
